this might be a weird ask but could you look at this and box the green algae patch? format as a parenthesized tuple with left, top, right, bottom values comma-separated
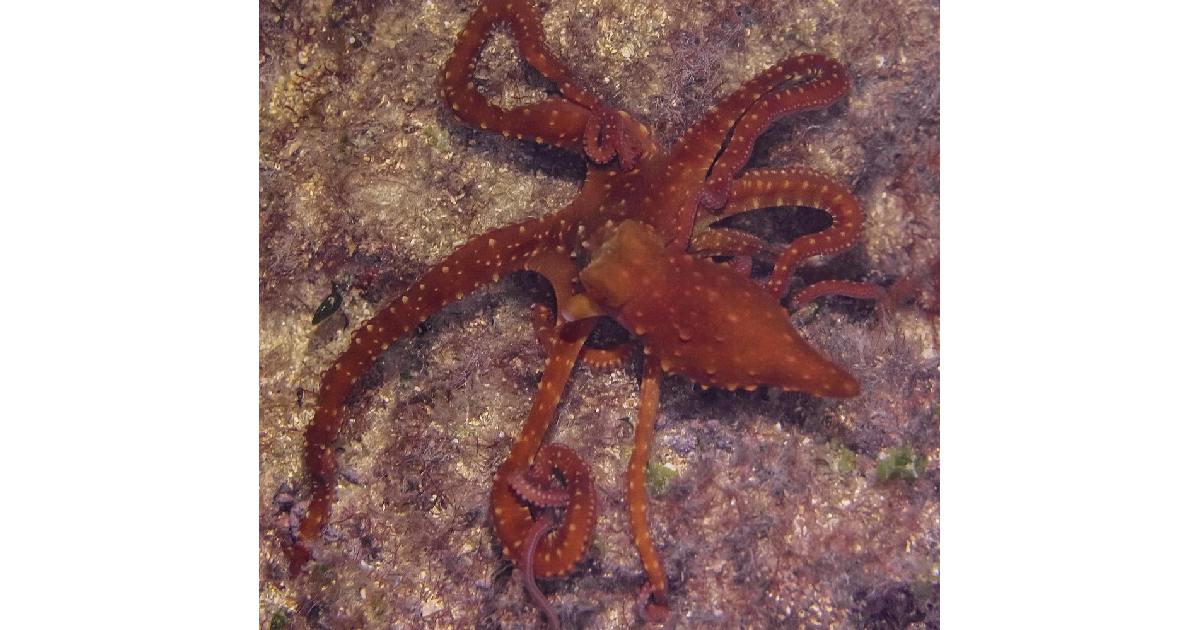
(823, 440, 858, 475)
(876, 446, 926, 482)
(645, 461, 679, 496)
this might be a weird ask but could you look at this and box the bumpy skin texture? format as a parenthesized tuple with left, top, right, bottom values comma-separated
(580, 220, 859, 396)
(268, 0, 938, 626)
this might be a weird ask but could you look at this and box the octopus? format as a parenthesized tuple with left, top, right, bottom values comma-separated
(288, 0, 882, 625)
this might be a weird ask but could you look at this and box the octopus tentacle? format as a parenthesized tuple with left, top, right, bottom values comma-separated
(663, 54, 847, 243)
(790, 279, 886, 309)
(583, 106, 647, 170)
(728, 255, 753, 278)
(459, 0, 598, 108)
(523, 250, 580, 308)
(687, 226, 782, 260)
(491, 319, 598, 577)
(669, 54, 847, 177)
(442, 0, 647, 168)
(508, 472, 570, 509)
(531, 303, 634, 370)
(508, 445, 573, 508)
(698, 59, 849, 210)
(627, 359, 670, 622)
(509, 442, 593, 629)
(703, 167, 865, 299)
(289, 216, 567, 575)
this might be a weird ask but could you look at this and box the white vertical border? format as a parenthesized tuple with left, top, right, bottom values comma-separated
(3, 1, 257, 627)
(946, 1, 1200, 627)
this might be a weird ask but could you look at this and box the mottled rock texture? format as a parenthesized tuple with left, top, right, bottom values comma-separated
(260, 0, 938, 628)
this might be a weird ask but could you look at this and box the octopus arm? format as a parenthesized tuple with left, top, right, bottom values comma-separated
(490, 320, 598, 577)
(442, 0, 648, 165)
(669, 54, 847, 179)
(531, 302, 634, 369)
(447, 0, 601, 108)
(688, 226, 782, 260)
(699, 59, 849, 209)
(510, 443, 595, 629)
(626, 360, 670, 620)
(290, 216, 568, 574)
(791, 279, 886, 309)
(718, 167, 865, 297)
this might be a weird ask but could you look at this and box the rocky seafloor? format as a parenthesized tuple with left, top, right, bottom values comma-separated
(259, 0, 939, 628)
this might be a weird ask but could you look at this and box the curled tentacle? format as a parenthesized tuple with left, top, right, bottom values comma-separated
(728, 255, 753, 277)
(508, 449, 572, 509)
(584, 106, 648, 171)
(442, 0, 648, 168)
(507, 444, 588, 630)
(692, 166, 866, 299)
(491, 322, 599, 578)
(636, 582, 671, 624)
(454, 0, 599, 108)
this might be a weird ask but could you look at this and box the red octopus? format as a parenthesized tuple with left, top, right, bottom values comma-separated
(289, 0, 880, 625)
